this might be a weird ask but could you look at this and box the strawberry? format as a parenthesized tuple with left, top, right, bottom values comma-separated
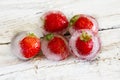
(69, 29, 100, 60)
(69, 14, 98, 35)
(41, 34, 69, 61)
(76, 31, 93, 56)
(20, 33, 41, 58)
(11, 32, 41, 60)
(42, 11, 68, 34)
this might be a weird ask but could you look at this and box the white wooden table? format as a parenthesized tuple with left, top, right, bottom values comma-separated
(0, 0, 120, 80)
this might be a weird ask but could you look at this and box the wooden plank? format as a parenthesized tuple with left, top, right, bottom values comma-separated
(0, 0, 120, 43)
(0, 29, 120, 79)
(0, 28, 120, 67)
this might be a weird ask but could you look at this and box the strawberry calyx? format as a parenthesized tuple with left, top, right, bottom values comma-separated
(45, 33, 54, 41)
(41, 17, 45, 27)
(80, 31, 92, 42)
(70, 15, 80, 26)
(27, 33, 37, 38)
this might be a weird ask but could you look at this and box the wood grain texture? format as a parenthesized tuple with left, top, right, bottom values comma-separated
(0, 0, 120, 80)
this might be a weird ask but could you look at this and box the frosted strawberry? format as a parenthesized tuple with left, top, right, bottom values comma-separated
(69, 29, 101, 60)
(41, 34, 70, 61)
(42, 11, 68, 34)
(11, 31, 41, 60)
(69, 14, 98, 35)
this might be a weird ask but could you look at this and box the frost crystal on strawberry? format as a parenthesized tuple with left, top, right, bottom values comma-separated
(41, 34, 70, 61)
(69, 29, 101, 60)
(42, 11, 68, 34)
(69, 14, 98, 35)
(11, 32, 41, 60)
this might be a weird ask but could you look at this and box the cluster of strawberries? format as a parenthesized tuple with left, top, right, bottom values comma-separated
(11, 11, 101, 61)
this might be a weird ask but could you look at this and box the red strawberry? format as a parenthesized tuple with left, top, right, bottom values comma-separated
(41, 34, 69, 61)
(11, 32, 41, 60)
(69, 14, 98, 35)
(20, 33, 41, 58)
(69, 29, 100, 60)
(42, 11, 68, 34)
(76, 31, 93, 55)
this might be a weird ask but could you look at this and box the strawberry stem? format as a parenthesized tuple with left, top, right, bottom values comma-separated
(70, 15, 80, 26)
(45, 34, 54, 41)
(80, 31, 92, 42)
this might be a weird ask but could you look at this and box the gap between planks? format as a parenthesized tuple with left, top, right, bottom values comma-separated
(0, 25, 120, 45)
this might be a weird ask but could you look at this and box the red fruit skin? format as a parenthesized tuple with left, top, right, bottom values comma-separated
(76, 38, 93, 56)
(41, 34, 70, 61)
(74, 16, 93, 30)
(69, 29, 101, 60)
(20, 36, 41, 58)
(44, 11, 68, 33)
(69, 14, 98, 35)
(48, 37, 68, 56)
